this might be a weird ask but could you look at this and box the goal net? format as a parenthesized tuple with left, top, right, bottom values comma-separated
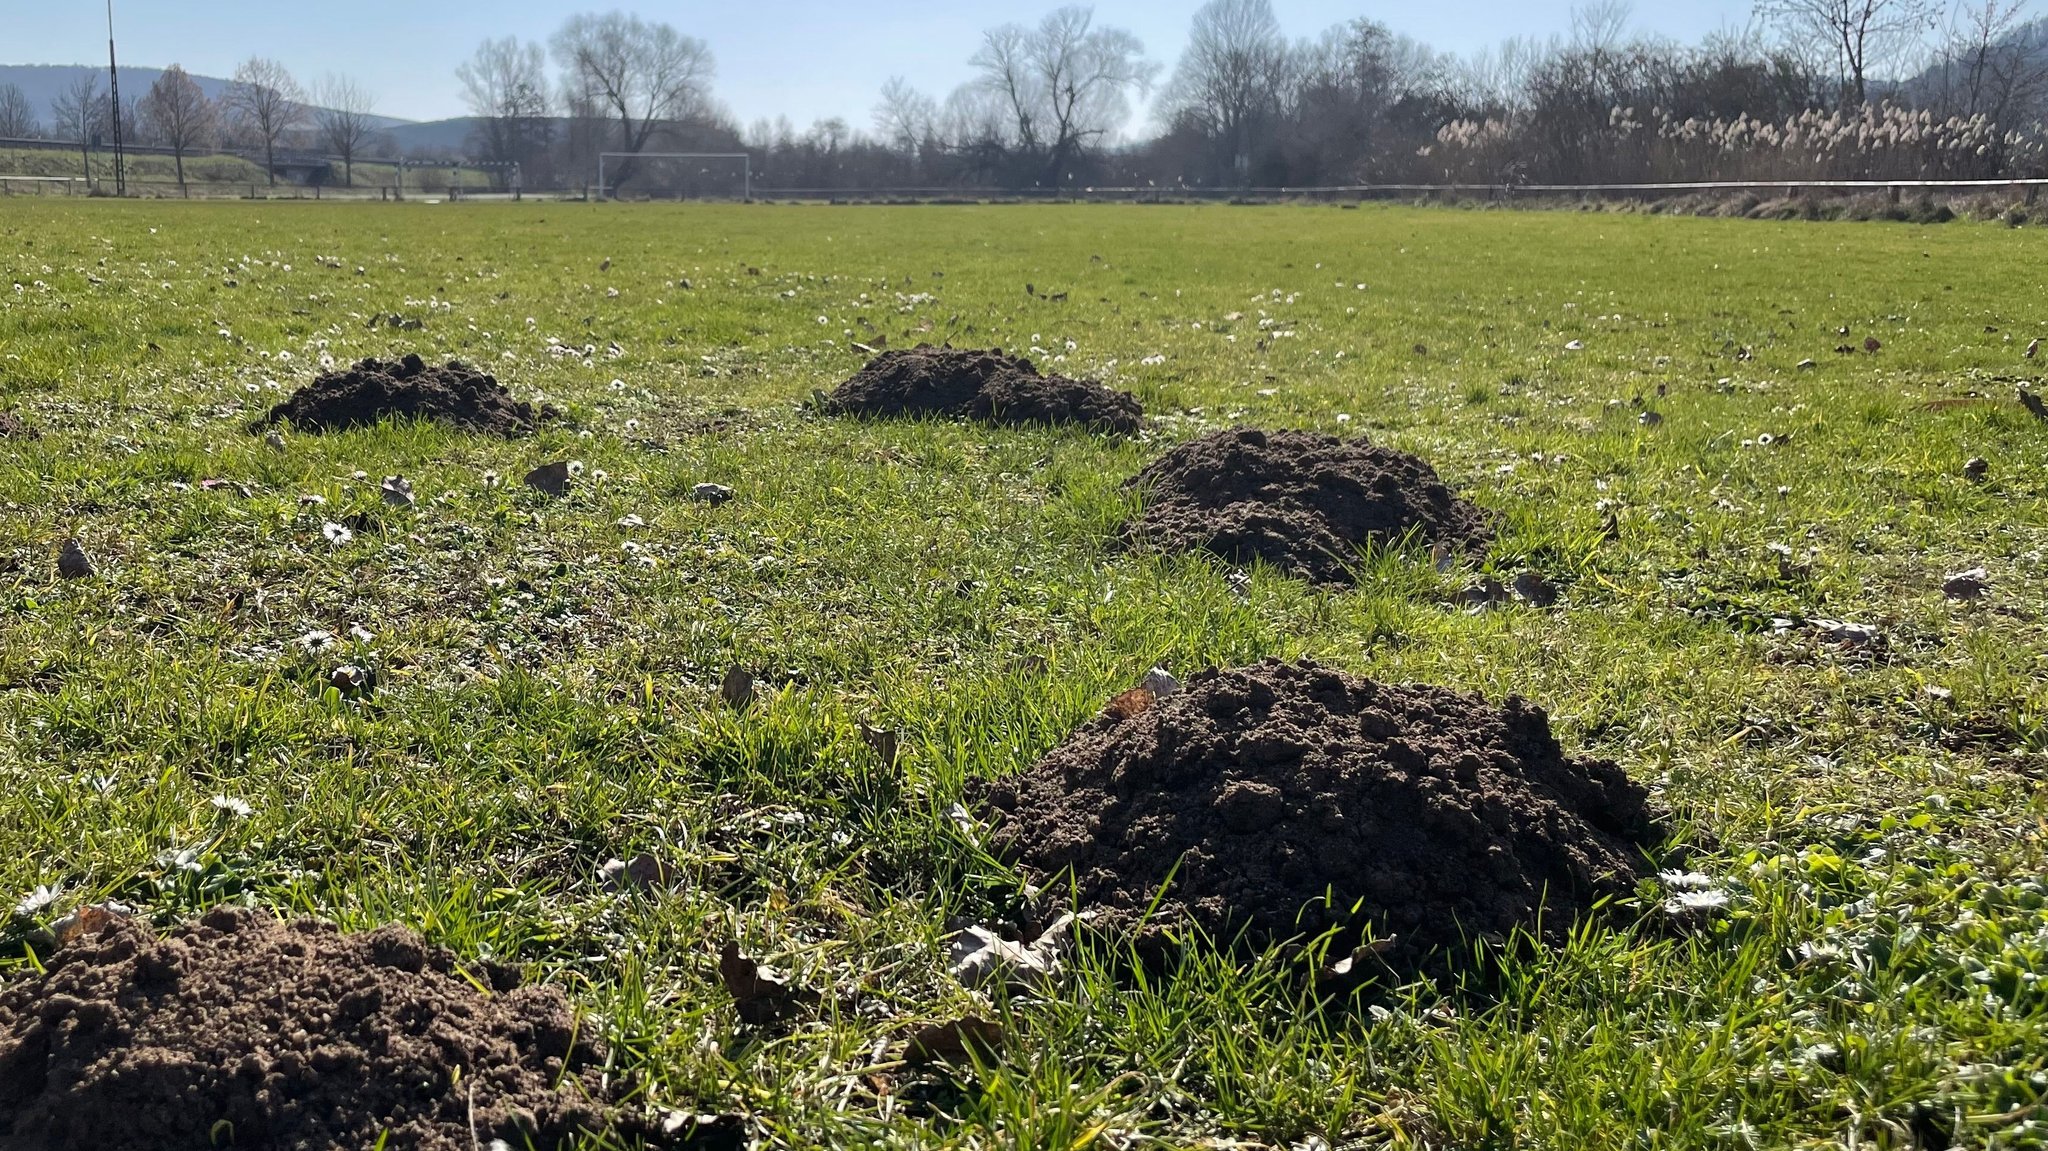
(597, 152, 752, 201)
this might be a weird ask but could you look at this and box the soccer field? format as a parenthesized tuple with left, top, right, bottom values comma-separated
(4, 200, 2048, 1147)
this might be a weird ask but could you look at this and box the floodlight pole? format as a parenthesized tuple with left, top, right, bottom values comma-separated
(107, 0, 126, 196)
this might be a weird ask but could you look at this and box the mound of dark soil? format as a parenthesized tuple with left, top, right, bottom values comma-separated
(984, 659, 1656, 967)
(258, 354, 548, 437)
(0, 411, 35, 440)
(0, 907, 633, 1150)
(1125, 428, 1492, 583)
(823, 346, 1143, 433)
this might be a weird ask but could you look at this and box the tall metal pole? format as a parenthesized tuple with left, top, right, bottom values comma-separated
(107, 0, 126, 196)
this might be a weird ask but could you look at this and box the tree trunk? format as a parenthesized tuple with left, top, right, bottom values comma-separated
(175, 149, 185, 192)
(265, 140, 276, 186)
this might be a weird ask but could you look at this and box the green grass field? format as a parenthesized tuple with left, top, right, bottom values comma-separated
(4, 200, 2048, 1148)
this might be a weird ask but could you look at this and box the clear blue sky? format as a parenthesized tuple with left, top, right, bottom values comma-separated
(8, 1, 1754, 128)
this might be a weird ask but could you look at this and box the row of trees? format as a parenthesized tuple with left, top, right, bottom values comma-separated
(1, 61, 379, 189)
(7, 1, 2045, 192)
(439, 0, 2046, 193)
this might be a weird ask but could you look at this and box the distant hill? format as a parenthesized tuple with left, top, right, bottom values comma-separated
(386, 118, 485, 155)
(0, 64, 411, 133)
(1898, 18, 2048, 111)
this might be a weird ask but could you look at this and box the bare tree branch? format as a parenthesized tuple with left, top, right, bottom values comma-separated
(551, 11, 715, 192)
(966, 6, 1155, 186)
(314, 74, 377, 186)
(138, 65, 218, 191)
(50, 73, 108, 187)
(459, 37, 554, 180)
(1755, 0, 1941, 104)
(0, 84, 40, 139)
(224, 58, 306, 186)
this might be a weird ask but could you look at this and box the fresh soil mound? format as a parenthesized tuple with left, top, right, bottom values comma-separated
(0, 411, 35, 440)
(1125, 428, 1492, 583)
(0, 907, 631, 1150)
(984, 659, 1656, 967)
(823, 346, 1143, 433)
(258, 354, 547, 437)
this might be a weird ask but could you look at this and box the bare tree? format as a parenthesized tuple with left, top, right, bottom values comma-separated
(1459, 36, 1549, 115)
(970, 6, 1156, 186)
(1159, 0, 1293, 182)
(1571, 0, 1637, 58)
(50, 73, 108, 186)
(0, 84, 39, 138)
(314, 74, 378, 186)
(1755, 0, 1941, 104)
(1292, 20, 1460, 182)
(971, 25, 1045, 157)
(458, 37, 555, 179)
(874, 76, 938, 153)
(223, 58, 306, 186)
(551, 11, 715, 192)
(1933, 1, 2048, 119)
(138, 65, 218, 192)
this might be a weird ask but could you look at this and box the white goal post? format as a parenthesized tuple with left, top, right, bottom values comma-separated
(596, 152, 751, 200)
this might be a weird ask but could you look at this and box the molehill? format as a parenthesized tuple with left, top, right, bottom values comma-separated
(984, 659, 1656, 967)
(0, 907, 640, 1151)
(1124, 428, 1492, 584)
(257, 354, 550, 437)
(821, 346, 1143, 433)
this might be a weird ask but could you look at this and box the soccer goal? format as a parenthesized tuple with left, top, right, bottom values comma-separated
(596, 152, 752, 201)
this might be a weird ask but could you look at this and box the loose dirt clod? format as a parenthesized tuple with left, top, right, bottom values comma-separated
(821, 346, 1143, 433)
(1124, 429, 1492, 584)
(0, 907, 636, 1150)
(257, 355, 549, 437)
(0, 412, 36, 440)
(984, 659, 1656, 968)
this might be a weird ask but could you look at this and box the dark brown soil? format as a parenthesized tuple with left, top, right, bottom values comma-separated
(822, 346, 1143, 433)
(0, 411, 35, 440)
(0, 907, 633, 1150)
(257, 354, 549, 437)
(1124, 428, 1492, 584)
(984, 659, 1656, 967)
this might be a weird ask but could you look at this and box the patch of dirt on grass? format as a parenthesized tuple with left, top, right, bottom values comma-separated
(822, 346, 1143, 433)
(1125, 428, 1492, 584)
(0, 411, 36, 440)
(984, 659, 1656, 967)
(0, 907, 636, 1150)
(257, 354, 550, 437)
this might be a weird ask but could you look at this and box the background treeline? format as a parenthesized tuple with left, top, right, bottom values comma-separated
(4, 0, 2045, 193)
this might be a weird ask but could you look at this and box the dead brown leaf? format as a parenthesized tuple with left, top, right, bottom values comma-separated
(52, 903, 132, 948)
(860, 724, 900, 769)
(1104, 687, 1156, 721)
(600, 852, 680, 892)
(524, 460, 573, 497)
(2020, 388, 2048, 422)
(1454, 578, 1509, 610)
(904, 1017, 1005, 1066)
(717, 941, 819, 1025)
(721, 667, 757, 710)
(652, 1110, 748, 1150)
(1512, 571, 1561, 607)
